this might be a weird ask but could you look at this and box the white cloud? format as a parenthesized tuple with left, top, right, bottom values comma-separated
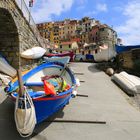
(29, 0, 74, 23)
(77, 0, 87, 5)
(96, 3, 108, 12)
(116, 1, 140, 45)
(84, 3, 107, 17)
(76, 0, 87, 11)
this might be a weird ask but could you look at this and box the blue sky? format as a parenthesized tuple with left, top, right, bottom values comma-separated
(28, 0, 140, 45)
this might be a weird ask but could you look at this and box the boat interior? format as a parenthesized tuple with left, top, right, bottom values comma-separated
(24, 67, 73, 94)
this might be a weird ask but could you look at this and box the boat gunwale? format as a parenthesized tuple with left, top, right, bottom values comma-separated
(11, 91, 72, 101)
(7, 62, 76, 93)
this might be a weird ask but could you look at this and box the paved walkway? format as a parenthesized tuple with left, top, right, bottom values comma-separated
(1, 63, 140, 140)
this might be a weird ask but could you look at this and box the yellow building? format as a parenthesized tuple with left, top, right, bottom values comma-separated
(37, 20, 78, 47)
(52, 25, 60, 45)
(57, 41, 78, 53)
(80, 32, 89, 44)
(37, 22, 54, 42)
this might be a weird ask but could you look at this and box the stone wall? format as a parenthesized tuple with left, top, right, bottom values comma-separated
(117, 51, 133, 69)
(0, 0, 42, 69)
(117, 49, 140, 74)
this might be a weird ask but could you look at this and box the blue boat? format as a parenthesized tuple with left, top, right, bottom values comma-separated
(6, 62, 76, 124)
(43, 56, 70, 65)
(115, 44, 140, 54)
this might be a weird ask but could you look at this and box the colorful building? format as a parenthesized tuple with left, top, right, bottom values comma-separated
(37, 22, 54, 42)
(89, 25, 100, 43)
(52, 25, 59, 45)
(81, 17, 98, 33)
(37, 17, 117, 57)
(57, 41, 78, 53)
(93, 24, 117, 61)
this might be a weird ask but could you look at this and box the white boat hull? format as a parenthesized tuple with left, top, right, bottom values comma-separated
(0, 56, 16, 77)
(21, 47, 46, 59)
(112, 71, 140, 95)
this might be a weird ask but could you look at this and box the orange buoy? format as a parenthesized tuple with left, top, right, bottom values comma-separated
(43, 80, 56, 96)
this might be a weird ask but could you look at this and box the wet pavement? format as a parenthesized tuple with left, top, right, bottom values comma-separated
(1, 62, 140, 140)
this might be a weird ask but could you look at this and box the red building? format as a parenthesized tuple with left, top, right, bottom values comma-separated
(89, 25, 100, 43)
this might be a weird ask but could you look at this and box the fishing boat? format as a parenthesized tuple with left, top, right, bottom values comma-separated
(112, 71, 140, 95)
(6, 62, 77, 124)
(46, 51, 75, 62)
(43, 56, 70, 65)
(0, 54, 17, 77)
(20, 46, 47, 59)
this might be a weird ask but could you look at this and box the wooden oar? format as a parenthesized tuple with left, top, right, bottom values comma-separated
(15, 68, 36, 137)
(17, 68, 24, 97)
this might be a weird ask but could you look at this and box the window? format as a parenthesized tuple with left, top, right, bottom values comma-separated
(69, 44, 71, 48)
(95, 49, 98, 54)
(88, 50, 91, 54)
(60, 45, 62, 48)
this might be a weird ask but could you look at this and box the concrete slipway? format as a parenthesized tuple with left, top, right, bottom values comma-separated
(1, 63, 140, 140)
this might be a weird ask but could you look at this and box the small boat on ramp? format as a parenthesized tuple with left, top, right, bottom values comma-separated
(5, 62, 77, 137)
(6, 62, 77, 123)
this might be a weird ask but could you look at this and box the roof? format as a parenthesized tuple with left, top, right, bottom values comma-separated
(71, 38, 81, 42)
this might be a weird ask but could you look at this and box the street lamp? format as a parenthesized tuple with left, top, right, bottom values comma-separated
(28, 0, 34, 24)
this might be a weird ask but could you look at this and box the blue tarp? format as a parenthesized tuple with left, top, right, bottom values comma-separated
(115, 45, 140, 54)
(86, 54, 94, 60)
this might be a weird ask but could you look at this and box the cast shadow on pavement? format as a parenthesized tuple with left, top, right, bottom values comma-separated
(88, 64, 101, 73)
(0, 95, 65, 140)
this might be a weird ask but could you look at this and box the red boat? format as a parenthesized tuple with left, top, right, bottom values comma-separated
(46, 51, 75, 62)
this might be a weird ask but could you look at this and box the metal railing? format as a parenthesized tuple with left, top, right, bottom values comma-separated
(15, 0, 49, 48)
